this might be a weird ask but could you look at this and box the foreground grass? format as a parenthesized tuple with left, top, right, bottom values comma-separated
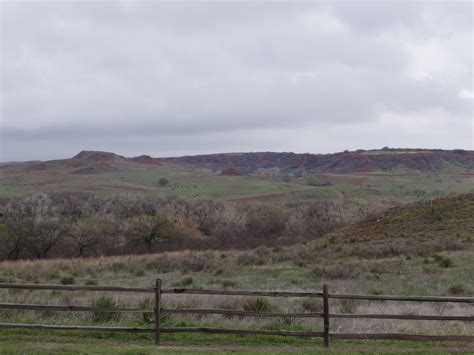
(1, 329, 473, 354)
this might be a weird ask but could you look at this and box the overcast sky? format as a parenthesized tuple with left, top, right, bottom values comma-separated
(1, 1, 473, 161)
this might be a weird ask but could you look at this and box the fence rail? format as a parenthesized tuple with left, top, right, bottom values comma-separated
(0, 281, 472, 348)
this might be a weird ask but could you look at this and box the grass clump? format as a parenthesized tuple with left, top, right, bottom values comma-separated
(173, 276, 194, 287)
(134, 268, 146, 277)
(433, 254, 454, 268)
(90, 295, 120, 323)
(300, 299, 322, 313)
(241, 298, 279, 314)
(138, 297, 154, 323)
(369, 288, 383, 295)
(448, 283, 469, 296)
(339, 299, 359, 314)
(84, 278, 97, 285)
(60, 275, 75, 285)
(221, 280, 237, 289)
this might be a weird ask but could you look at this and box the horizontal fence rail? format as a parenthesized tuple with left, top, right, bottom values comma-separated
(162, 307, 324, 318)
(0, 303, 149, 313)
(0, 283, 154, 293)
(328, 293, 474, 303)
(0, 281, 472, 348)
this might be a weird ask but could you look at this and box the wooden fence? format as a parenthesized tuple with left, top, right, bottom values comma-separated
(0, 281, 473, 348)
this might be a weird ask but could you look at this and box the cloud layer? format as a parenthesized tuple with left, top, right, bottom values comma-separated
(1, 1, 472, 161)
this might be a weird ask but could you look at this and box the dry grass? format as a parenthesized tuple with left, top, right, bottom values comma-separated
(1, 195, 473, 338)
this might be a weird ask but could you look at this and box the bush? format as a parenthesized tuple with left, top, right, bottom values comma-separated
(173, 276, 194, 287)
(300, 299, 322, 313)
(134, 268, 146, 277)
(448, 283, 467, 296)
(241, 298, 279, 314)
(339, 299, 359, 314)
(60, 275, 75, 285)
(84, 279, 97, 285)
(90, 295, 119, 323)
(236, 253, 264, 266)
(433, 254, 454, 268)
(245, 205, 288, 242)
(369, 288, 383, 295)
(157, 178, 169, 187)
(312, 264, 359, 280)
(138, 298, 154, 323)
(221, 280, 237, 289)
(179, 253, 214, 273)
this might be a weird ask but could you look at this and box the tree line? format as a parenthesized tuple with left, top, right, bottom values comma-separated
(0, 192, 342, 261)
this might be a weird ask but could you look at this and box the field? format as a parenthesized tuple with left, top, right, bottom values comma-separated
(1, 156, 472, 212)
(0, 162, 321, 200)
(1, 194, 473, 352)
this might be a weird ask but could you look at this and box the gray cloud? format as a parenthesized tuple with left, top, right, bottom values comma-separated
(1, 1, 472, 161)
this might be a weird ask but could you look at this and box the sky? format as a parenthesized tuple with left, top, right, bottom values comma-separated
(1, 1, 473, 162)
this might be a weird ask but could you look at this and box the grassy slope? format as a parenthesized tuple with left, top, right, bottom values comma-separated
(0, 162, 322, 201)
(330, 192, 474, 242)
(1, 158, 472, 215)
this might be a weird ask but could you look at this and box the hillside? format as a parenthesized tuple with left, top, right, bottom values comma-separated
(329, 192, 474, 243)
(0, 149, 472, 212)
(162, 149, 474, 175)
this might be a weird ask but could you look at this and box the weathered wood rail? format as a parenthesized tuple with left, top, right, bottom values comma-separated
(0, 281, 472, 348)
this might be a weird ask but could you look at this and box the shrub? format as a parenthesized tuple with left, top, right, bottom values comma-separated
(90, 295, 119, 323)
(157, 178, 169, 187)
(173, 276, 194, 287)
(241, 298, 279, 314)
(216, 299, 241, 319)
(138, 298, 154, 323)
(236, 253, 263, 266)
(214, 268, 224, 276)
(433, 254, 454, 268)
(134, 268, 146, 277)
(277, 315, 302, 327)
(60, 275, 75, 285)
(369, 288, 383, 295)
(448, 283, 467, 296)
(111, 262, 125, 272)
(339, 299, 359, 314)
(245, 205, 288, 241)
(300, 299, 322, 313)
(312, 264, 359, 280)
(179, 253, 213, 272)
(221, 280, 237, 289)
(84, 279, 97, 286)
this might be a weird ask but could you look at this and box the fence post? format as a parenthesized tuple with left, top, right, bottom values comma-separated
(155, 279, 161, 345)
(323, 284, 330, 347)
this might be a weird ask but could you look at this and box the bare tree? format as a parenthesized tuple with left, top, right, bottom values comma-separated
(124, 215, 182, 251)
(69, 218, 115, 257)
(26, 219, 69, 259)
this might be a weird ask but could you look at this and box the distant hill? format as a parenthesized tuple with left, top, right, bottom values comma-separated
(161, 149, 474, 175)
(73, 150, 126, 162)
(0, 148, 472, 202)
(3, 148, 473, 175)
